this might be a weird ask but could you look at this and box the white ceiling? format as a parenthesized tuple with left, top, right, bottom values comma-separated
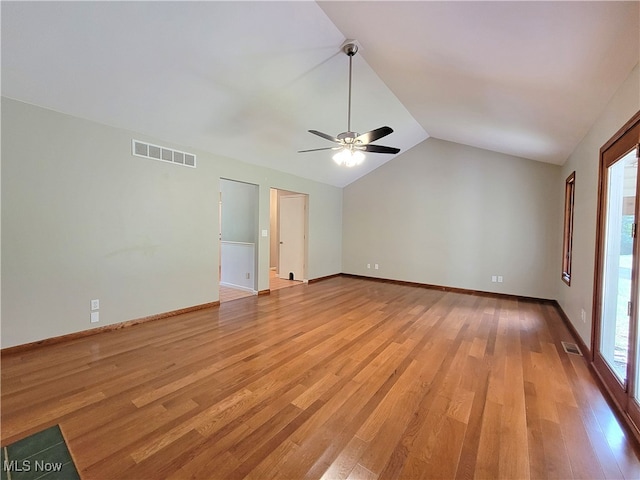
(2, 1, 638, 187)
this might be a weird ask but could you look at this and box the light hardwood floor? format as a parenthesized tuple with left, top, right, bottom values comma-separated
(2, 276, 640, 479)
(219, 270, 302, 303)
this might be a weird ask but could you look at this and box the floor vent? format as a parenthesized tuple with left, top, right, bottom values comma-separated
(132, 140, 196, 168)
(561, 341, 582, 356)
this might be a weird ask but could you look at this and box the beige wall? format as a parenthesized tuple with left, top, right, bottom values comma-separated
(1, 98, 342, 348)
(556, 63, 640, 349)
(3, 65, 637, 350)
(269, 188, 278, 269)
(343, 137, 561, 300)
(220, 179, 258, 244)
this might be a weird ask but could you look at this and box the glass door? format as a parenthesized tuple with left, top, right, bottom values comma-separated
(632, 142, 640, 427)
(598, 150, 636, 387)
(594, 112, 640, 426)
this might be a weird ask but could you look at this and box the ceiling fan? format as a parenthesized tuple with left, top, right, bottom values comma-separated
(298, 41, 400, 167)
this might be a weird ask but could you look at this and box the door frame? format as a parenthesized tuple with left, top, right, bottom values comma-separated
(219, 178, 260, 298)
(269, 188, 308, 282)
(592, 110, 640, 431)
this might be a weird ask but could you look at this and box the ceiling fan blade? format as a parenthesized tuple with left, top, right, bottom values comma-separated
(308, 130, 341, 143)
(362, 144, 401, 154)
(298, 147, 341, 153)
(354, 126, 394, 145)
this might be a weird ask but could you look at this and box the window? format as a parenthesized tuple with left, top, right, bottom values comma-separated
(562, 171, 575, 285)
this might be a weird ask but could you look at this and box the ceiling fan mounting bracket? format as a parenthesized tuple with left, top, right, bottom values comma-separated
(343, 42, 358, 57)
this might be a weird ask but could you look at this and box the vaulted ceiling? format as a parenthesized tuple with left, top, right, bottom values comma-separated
(2, 1, 638, 187)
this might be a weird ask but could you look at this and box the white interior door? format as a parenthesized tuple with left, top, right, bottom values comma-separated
(279, 195, 305, 280)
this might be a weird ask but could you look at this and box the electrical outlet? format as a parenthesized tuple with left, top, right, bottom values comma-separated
(91, 299, 99, 311)
(90, 312, 99, 323)
(367, 263, 371, 269)
(497, 276, 503, 283)
(374, 264, 379, 270)
(246, 273, 251, 279)
(491, 275, 497, 282)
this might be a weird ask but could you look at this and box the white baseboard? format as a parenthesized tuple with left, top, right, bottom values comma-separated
(220, 282, 257, 294)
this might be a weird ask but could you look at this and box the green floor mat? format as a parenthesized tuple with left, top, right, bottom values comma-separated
(2, 425, 80, 480)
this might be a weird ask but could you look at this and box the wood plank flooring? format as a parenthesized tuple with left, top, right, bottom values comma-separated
(219, 270, 302, 303)
(2, 276, 640, 479)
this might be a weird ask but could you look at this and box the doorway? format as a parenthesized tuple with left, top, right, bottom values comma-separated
(219, 179, 259, 303)
(270, 188, 308, 289)
(593, 111, 640, 429)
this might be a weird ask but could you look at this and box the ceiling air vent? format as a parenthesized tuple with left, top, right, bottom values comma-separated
(132, 140, 196, 168)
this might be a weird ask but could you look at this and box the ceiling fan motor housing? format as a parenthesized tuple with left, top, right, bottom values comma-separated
(337, 131, 359, 142)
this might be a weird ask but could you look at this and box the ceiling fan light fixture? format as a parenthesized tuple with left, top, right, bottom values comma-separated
(333, 148, 365, 167)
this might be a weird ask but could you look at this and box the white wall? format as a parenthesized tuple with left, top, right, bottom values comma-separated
(556, 63, 640, 349)
(343, 137, 560, 300)
(220, 242, 256, 291)
(1, 98, 342, 348)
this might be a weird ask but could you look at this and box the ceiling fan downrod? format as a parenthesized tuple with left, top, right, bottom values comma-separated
(344, 42, 358, 135)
